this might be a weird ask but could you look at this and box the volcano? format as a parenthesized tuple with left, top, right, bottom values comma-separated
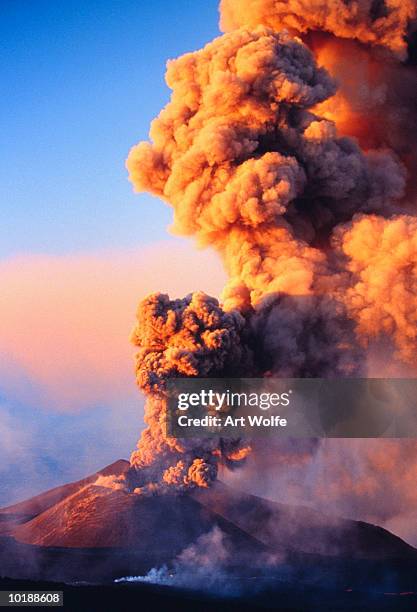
(2, 460, 417, 611)
(4, 464, 265, 557)
(1, 459, 417, 593)
(1, 459, 415, 559)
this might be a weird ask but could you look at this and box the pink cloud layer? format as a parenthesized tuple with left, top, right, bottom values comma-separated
(0, 242, 226, 412)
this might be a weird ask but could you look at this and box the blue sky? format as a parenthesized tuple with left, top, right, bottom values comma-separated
(0, 0, 224, 505)
(0, 0, 219, 257)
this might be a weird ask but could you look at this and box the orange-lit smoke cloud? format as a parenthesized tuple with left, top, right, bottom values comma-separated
(0, 244, 225, 412)
(221, 0, 417, 198)
(333, 214, 417, 363)
(126, 23, 412, 364)
(127, 292, 252, 493)
(124, 0, 417, 493)
(220, 0, 416, 58)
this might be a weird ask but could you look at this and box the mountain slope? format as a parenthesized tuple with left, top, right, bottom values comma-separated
(13, 483, 266, 557)
(0, 460, 129, 523)
(192, 481, 417, 560)
(1, 460, 416, 564)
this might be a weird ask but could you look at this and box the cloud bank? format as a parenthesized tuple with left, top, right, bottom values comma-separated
(0, 242, 226, 412)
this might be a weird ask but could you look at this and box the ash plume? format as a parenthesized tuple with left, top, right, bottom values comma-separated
(123, 0, 417, 493)
(219, 1, 417, 199)
(126, 292, 252, 494)
(220, 0, 417, 58)
(333, 214, 417, 362)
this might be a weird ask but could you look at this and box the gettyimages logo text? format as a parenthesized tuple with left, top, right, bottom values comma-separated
(177, 389, 292, 412)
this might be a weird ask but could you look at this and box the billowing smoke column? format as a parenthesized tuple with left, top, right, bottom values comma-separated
(125, 0, 417, 493)
(127, 292, 252, 493)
